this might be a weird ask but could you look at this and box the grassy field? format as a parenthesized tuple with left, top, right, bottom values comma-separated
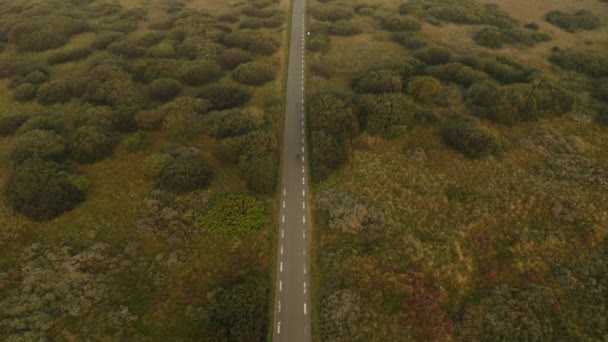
(307, 0, 608, 340)
(0, 0, 288, 339)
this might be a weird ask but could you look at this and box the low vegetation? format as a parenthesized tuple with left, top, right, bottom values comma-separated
(0, 0, 285, 339)
(308, 0, 608, 340)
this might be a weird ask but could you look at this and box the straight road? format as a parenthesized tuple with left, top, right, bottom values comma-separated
(272, 0, 311, 340)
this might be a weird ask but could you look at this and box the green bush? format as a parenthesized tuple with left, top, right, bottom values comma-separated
(203, 107, 265, 138)
(232, 61, 275, 85)
(310, 7, 354, 22)
(219, 12, 240, 23)
(91, 31, 125, 50)
(0, 113, 30, 136)
(407, 76, 443, 103)
(426, 63, 487, 86)
(69, 125, 114, 163)
(473, 27, 507, 48)
(391, 32, 427, 50)
(156, 153, 213, 193)
(142, 152, 173, 179)
(473, 27, 551, 48)
(380, 15, 421, 32)
(353, 69, 403, 94)
(7, 129, 66, 165)
(222, 30, 280, 55)
(312, 130, 348, 181)
(549, 49, 608, 78)
(47, 47, 92, 65)
(198, 85, 251, 110)
(4, 159, 85, 221)
(179, 60, 222, 86)
(358, 93, 420, 136)
(37, 80, 71, 104)
(442, 118, 505, 158)
(240, 153, 277, 194)
(12, 83, 38, 102)
(399, 0, 513, 27)
(545, 10, 599, 33)
(8, 16, 89, 51)
(219, 48, 255, 69)
(330, 20, 361, 36)
(460, 54, 532, 84)
(145, 78, 182, 102)
(207, 276, 269, 340)
(242, 5, 276, 18)
(465, 80, 501, 113)
(414, 47, 453, 65)
(311, 94, 359, 140)
(146, 42, 176, 58)
(200, 193, 267, 234)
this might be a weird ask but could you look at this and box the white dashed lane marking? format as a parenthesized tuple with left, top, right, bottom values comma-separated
(280, 262, 283, 272)
(304, 303, 307, 315)
(303, 215, 306, 223)
(281, 245, 284, 255)
(277, 321, 281, 334)
(279, 280, 282, 291)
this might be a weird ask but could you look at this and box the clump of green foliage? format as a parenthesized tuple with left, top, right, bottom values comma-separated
(400, 0, 514, 27)
(154, 149, 214, 193)
(330, 20, 361, 36)
(37, 80, 71, 104)
(358, 93, 419, 137)
(198, 85, 251, 110)
(473, 26, 550, 48)
(426, 62, 487, 86)
(545, 10, 599, 33)
(353, 69, 403, 94)
(199, 193, 267, 234)
(414, 47, 453, 65)
(145, 78, 182, 102)
(379, 15, 421, 32)
(442, 117, 505, 158)
(391, 32, 427, 50)
(232, 61, 275, 85)
(4, 159, 85, 221)
(549, 49, 608, 78)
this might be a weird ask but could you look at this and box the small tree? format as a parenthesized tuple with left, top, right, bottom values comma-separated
(353, 69, 402, 94)
(380, 15, 421, 32)
(310, 94, 359, 140)
(145, 78, 182, 102)
(156, 153, 213, 193)
(37, 80, 71, 104)
(407, 76, 442, 104)
(442, 118, 505, 158)
(146, 42, 176, 58)
(13, 83, 38, 102)
(198, 85, 251, 110)
(219, 48, 255, 69)
(69, 125, 115, 163)
(163, 111, 203, 143)
(232, 61, 275, 85)
(4, 159, 85, 221)
(239, 152, 277, 194)
(8, 129, 66, 165)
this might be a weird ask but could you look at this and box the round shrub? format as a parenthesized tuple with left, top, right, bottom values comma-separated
(391, 32, 427, 50)
(179, 60, 222, 86)
(156, 153, 213, 193)
(426, 63, 488, 86)
(353, 69, 402, 94)
(219, 12, 240, 23)
(13, 83, 38, 102)
(8, 129, 66, 165)
(23, 70, 49, 84)
(597, 107, 608, 126)
(37, 80, 71, 104)
(525, 23, 540, 30)
(69, 125, 115, 163)
(219, 48, 255, 69)
(198, 85, 251, 110)
(145, 78, 182, 102)
(239, 17, 264, 29)
(358, 93, 420, 136)
(380, 15, 421, 32)
(442, 119, 505, 158)
(465, 80, 501, 110)
(407, 76, 442, 103)
(142, 152, 173, 179)
(592, 78, 608, 102)
(199, 193, 267, 234)
(414, 47, 453, 65)
(545, 10, 599, 33)
(136, 31, 166, 48)
(232, 61, 275, 85)
(4, 159, 85, 221)
(146, 42, 176, 58)
(330, 20, 361, 36)
(473, 27, 509, 48)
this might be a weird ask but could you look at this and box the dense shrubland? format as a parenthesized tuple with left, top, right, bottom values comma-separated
(0, 0, 285, 339)
(545, 10, 600, 32)
(308, 0, 608, 340)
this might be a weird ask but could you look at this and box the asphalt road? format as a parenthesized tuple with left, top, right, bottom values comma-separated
(272, 0, 311, 340)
